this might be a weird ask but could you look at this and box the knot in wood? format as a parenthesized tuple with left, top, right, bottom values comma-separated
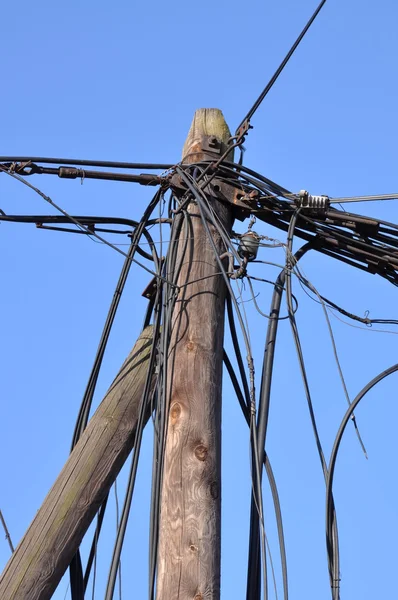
(194, 594, 203, 600)
(189, 544, 198, 552)
(194, 444, 208, 461)
(170, 402, 182, 425)
(185, 340, 195, 352)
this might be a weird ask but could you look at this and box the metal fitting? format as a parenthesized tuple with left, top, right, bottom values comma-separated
(237, 230, 261, 261)
(296, 190, 330, 211)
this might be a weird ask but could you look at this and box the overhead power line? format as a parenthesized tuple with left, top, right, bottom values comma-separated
(236, 0, 329, 135)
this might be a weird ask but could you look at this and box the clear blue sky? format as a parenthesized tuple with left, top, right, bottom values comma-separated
(1, 1, 398, 598)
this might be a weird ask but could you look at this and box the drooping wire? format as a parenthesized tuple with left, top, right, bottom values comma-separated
(289, 257, 368, 457)
(69, 190, 164, 598)
(0, 166, 174, 286)
(285, 212, 340, 598)
(325, 363, 398, 590)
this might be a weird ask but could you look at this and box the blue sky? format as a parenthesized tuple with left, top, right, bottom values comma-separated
(1, 1, 398, 598)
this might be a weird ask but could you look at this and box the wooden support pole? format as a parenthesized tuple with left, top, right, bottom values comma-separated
(0, 327, 155, 600)
(155, 109, 234, 600)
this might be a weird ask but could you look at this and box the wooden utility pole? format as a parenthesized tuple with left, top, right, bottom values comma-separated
(0, 327, 155, 600)
(155, 109, 234, 600)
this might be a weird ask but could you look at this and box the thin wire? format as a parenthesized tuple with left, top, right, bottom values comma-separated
(330, 193, 398, 204)
(91, 515, 99, 600)
(0, 166, 176, 287)
(329, 309, 398, 335)
(0, 510, 14, 553)
(285, 250, 368, 458)
(63, 582, 70, 600)
(104, 323, 160, 600)
(285, 212, 340, 598)
(114, 481, 122, 600)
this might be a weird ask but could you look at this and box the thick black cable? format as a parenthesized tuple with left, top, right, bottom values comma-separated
(236, 0, 328, 133)
(71, 190, 162, 447)
(325, 363, 398, 593)
(69, 191, 162, 597)
(223, 350, 289, 600)
(246, 243, 312, 600)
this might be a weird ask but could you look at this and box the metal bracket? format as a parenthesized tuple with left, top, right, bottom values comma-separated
(142, 276, 158, 299)
(235, 120, 252, 144)
(201, 135, 222, 155)
(207, 180, 258, 221)
(169, 173, 258, 221)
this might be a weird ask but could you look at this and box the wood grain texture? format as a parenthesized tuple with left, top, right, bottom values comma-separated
(0, 327, 154, 600)
(155, 109, 234, 600)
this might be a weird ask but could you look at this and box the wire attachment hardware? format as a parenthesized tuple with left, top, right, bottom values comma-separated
(237, 230, 261, 261)
(296, 189, 330, 211)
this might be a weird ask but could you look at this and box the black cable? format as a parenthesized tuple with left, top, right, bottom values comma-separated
(83, 498, 108, 591)
(0, 509, 14, 554)
(148, 209, 186, 599)
(297, 280, 398, 328)
(246, 243, 312, 600)
(289, 259, 368, 457)
(285, 212, 340, 598)
(0, 167, 175, 285)
(0, 156, 173, 170)
(71, 190, 162, 448)
(176, 167, 270, 598)
(104, 321, 161, 600)
(245, 275, 299, 320)
(223, 349, 289, 600)
(69, 190, 163, 597)
(235, 0, 328, 134)
(325, 363, 398, 594)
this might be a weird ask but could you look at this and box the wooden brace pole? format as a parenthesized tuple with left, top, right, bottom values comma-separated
(0, 326, 155, 600)
(155, 109, 234, 600)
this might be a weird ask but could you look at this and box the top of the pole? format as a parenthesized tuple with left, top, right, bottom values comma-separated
(182, 108, 234, 163)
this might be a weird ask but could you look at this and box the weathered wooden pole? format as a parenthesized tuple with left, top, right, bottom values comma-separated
(0, 327, 155, 600)
(155, 109, 234, 600)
